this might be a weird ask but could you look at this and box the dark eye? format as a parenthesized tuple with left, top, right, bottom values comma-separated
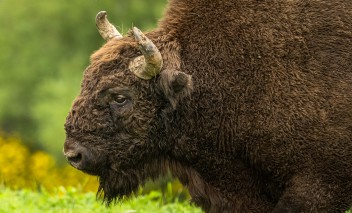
(113, 95, 128, 106)
(98, 87, 133, 109)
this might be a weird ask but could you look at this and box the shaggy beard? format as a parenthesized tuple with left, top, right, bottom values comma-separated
(95, 158, 169, 205)
(97, 168, 141, 206)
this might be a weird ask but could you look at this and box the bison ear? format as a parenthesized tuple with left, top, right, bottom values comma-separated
(158, 69, 193, 109)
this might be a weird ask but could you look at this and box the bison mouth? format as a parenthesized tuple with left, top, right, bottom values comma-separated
(64, 138, 161, 205)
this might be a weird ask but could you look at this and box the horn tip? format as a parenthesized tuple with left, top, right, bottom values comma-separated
(132, 27, 144, 41)
(96, 11, 107, 22)
(132, 27, 141, 34)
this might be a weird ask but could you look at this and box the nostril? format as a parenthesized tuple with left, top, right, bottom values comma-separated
(64, 149, 83, 164)
(63, 140, 92, 171)
(67, 153, 82, 163)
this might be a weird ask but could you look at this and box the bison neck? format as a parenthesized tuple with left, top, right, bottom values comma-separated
(150, 0, 299, 211)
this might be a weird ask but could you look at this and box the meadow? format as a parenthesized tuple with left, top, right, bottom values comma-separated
(0, 187, 202, 213)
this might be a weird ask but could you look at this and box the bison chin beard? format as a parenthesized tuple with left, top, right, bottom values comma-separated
(96, 158, 169, 206)
(97, 168, 140, 206)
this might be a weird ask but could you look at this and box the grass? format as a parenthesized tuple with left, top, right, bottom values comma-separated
(2, 186, 350, 213)
(0, 186, 203, 213)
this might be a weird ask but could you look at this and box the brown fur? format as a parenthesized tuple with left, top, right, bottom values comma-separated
(64, 0, 352, 212)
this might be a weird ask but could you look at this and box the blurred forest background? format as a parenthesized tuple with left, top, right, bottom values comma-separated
(0, 0, 166, 161)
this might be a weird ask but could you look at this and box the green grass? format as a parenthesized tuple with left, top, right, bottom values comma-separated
(2, 186, 350, 213)
(0, 186, 203, 213)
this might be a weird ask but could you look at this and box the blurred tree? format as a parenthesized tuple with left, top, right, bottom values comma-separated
(0, 0, 167, 161)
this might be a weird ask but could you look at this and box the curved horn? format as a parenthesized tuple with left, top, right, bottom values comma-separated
(128, 27, 163, 80)
(96, 11, 122, 41)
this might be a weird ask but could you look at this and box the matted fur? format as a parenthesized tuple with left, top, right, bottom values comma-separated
(64, 0, 352, 212)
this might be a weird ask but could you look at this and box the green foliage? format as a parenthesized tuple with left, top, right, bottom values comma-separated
(0, 186, 203, 213)
(0, 0, 167, 160)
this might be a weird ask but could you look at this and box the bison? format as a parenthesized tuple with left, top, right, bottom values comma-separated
(63, 0, 352, 212)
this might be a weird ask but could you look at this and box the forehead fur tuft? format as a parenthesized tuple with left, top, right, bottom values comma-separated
(90, 37, 138, 66)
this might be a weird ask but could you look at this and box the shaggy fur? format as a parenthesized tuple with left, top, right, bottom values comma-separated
(64, 0, 352, 212)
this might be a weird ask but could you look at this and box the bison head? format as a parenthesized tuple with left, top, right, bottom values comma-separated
(63, 11, 192, 204)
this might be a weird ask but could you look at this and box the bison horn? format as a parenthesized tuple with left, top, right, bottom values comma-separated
(129, 27, 163, 80)
(96, 11, 122, 41)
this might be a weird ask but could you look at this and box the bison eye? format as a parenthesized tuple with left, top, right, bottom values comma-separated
(98, 87, 133, 109)
(109, 93, 133, 118)
(114, 95, 128, 105)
